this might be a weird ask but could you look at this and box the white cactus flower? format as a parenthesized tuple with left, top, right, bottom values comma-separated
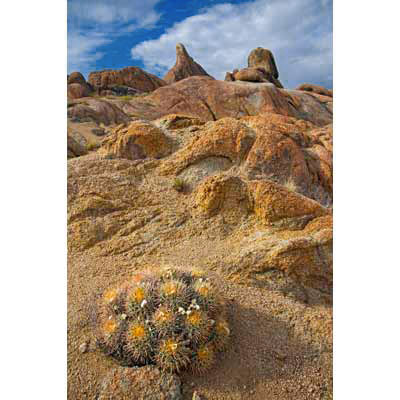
(120, 313, 127, 320)
(141, 299, 148, 308)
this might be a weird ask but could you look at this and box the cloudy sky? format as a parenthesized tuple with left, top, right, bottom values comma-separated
(68, 0, 332, 89)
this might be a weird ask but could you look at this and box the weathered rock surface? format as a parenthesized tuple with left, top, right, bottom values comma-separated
(163, 43, 212, 84)
(226, 48, 283, 88)
(67, 83, 91, 99)
(99, 85, 141, 97)
(249, 180, 328, 229)
(153, 114, 205, 130)
(67, 98, 131, 125)
(122, 76, 332, 126)
(160, 118, 256, 175)
(248, 47, 279, 79)
(88, 66, 166, 94)
(159, 114, 332, 206)
(68, 111, 332, 281)
(193, 174, 253, 224)
(233, 67, 270, 83)
(296, 83, 333, 97)
(98, 366, 182, 400)
(68, 154, 331, 287)
(232, 67, 283, 88)
(99, 120, 173, 161)
(68, 71, 87, 86)
(241, 114, 332, 206)
(67, 133, 88, 158)
(221, 213, 333, 291)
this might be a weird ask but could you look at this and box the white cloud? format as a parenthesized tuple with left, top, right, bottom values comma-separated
(67, 0, 162, 76)
(67, 31, 112, 75)
(68, 0, 161, 26)
(131, 0, 332, 88)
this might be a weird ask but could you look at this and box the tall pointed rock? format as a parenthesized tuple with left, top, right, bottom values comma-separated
(163, 43, 213, 84)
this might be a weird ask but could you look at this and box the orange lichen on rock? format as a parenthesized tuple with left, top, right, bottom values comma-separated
(160, 117, 256, 175)
(99, 120, 172, 161)
(249, 179, 328, 229)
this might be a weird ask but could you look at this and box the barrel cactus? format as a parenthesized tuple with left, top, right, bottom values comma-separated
(96, 268, 230, 374)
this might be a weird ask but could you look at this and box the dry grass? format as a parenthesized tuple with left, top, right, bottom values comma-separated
(172, 177, 186, 192)
(119, 95, 134, 102)
(86, 140, 99, 151)
(283, 178, 297, 192)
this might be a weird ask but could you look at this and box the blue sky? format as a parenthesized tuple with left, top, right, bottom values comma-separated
(68, 0, 332, 88)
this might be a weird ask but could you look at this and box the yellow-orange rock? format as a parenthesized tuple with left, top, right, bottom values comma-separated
(99, 120, 172, 161)
(153, 114, 204, 130)
(241, 113, 332, 206)
(160, 117, 256, 175)
(193, 174, 253, 223)
(249, 180, 328, 229)
(221, 214, 333, 291)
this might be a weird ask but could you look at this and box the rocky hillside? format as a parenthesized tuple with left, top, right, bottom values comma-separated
(68, 46, 333, 400)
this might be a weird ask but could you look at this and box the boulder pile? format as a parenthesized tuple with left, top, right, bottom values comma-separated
(225, 47, 284, 88)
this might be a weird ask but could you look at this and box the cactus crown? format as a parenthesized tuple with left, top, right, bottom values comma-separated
(96, 268, 230, 374)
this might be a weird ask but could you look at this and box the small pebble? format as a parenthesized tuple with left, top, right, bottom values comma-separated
(79, 342, 88, 353)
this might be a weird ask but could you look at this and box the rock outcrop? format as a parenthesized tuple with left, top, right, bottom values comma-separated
(163, 43, 213, 84)
(67, 83, 91, 99)
(67, 71, 93, 99)
(68, 71, 87, 86)
(225, 47, 284, 88)
(99, 120, 172, 160)
(122, 76, 332, 126)
(159, 114, 332, 206)
(67, 98, 131, 125)
(88, 67, 166, 95)
(296, 83, 333, 97)
(67, 133, 88, 158)
(241, 114, 333, 206)
(248, 47, 279, 79)
(232, 67, 283, 88)
(153, 114, 204, 130)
